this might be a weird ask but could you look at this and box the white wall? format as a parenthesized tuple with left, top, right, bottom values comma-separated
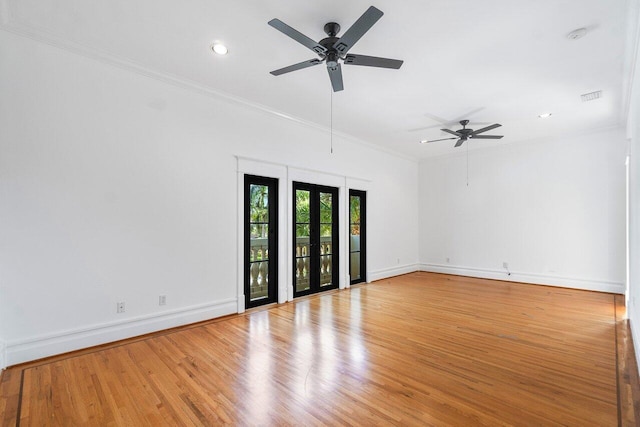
(626, 0, 640, 376)
(0, 31, 419, 367)
(418, 128, 627, 293)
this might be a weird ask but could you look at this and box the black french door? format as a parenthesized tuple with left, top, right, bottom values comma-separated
(244, 175, 278, 309)
(293, 182, 339, 297)
(349, 190, 367, 285)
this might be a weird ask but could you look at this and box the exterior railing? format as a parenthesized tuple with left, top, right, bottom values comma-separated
(248, 238, 269, 300)
(248, 236, 334, 299)
(295, 237, 333, 290)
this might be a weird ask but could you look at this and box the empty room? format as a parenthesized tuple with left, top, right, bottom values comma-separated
(2, 0, 640, 425)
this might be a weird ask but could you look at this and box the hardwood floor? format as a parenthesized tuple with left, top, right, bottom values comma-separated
(1, 272, 639, 426)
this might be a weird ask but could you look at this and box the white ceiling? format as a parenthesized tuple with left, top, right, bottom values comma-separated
(1, 0, 635, 158)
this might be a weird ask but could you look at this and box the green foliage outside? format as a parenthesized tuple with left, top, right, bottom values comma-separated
(350, 195, 360, 235)
(250, 186, 357, 239)
(250, 184, 268, 239)
(296, 190, 333, 238)
(250, 184, 269, 223)
(296, 190, 310, 237)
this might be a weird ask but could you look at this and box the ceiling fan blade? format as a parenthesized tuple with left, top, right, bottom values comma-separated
(408, 125, 432, 132)
(441, 128, 462, 137)
(410, 112, 452, 131)
(268, 19, 327, 55)
(270, 59, 323, 76)
(423, 112, 450, 124)
(471, 123, 502, 135)
(327, 63, 344, 92)
(425, 137, 457, 143)
(332, 6, 383, 55)
(471, 135, 504, 139)
(451, 108, 485, 124)
(410, 110, 491, 132)
(344, 54, 403, 69)
(454, 138, 466, 147)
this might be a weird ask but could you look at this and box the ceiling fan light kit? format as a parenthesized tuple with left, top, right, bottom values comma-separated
(268, 6, 404, 92)
(567, 27, 588, 40)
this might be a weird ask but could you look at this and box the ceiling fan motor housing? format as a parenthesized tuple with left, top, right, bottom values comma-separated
(458, 120, 472, 137)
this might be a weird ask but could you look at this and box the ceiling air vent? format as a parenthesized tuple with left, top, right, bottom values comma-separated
(581, 90, 602, 102)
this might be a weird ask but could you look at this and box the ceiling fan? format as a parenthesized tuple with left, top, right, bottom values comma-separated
(423, 120, 504, 147)
(268, 6, 404, 92)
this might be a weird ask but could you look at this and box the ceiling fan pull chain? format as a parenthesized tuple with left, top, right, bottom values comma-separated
(330, 89, 333, 154)
(466, 140, 469, 187)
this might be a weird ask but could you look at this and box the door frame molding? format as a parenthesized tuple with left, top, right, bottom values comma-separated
(237, 157, 371, 312)
(288, 168, 347, 299)
(237, 159, 288, 313)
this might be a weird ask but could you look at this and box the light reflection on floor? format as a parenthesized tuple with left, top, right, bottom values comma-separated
(243, 288, 371, 409)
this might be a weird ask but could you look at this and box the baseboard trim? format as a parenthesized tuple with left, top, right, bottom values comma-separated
(419, 263, 625, 294)
(369, 264, 419, 282)
(6, 298, 237, 366)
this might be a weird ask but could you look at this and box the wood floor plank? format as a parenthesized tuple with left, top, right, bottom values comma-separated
(0, 368, 21, 426)
(1, 272, 639, 425)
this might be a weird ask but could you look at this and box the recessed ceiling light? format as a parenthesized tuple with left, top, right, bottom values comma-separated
(566, 28, 588, 40)
(420, 140, 428, 144)
(211, 43, 229, 55)
(538, 113, 552, 119)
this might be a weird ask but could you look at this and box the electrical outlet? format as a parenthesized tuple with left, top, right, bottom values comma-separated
(117, 302, 125, 313)
(503, 262, 509, 269)
(446, 257, 450, 263)
(397, 258, 400, 264)
(159, 295, 166, 306)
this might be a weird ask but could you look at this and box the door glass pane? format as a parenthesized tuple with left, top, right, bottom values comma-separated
(320, 191, 333, 287)
(350, 225, 360, 251)
(249, 184, 270, 302)
(350, 252, 361, 280)
(250, 224, 269, 240)
(250, 184, 269, 222)
(350, 192, 364, 284)
(296, 190, 310, 222)
(320, 192, 333, 223)
(295, 189, 311, 293)
(350, 196, 360, 224)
